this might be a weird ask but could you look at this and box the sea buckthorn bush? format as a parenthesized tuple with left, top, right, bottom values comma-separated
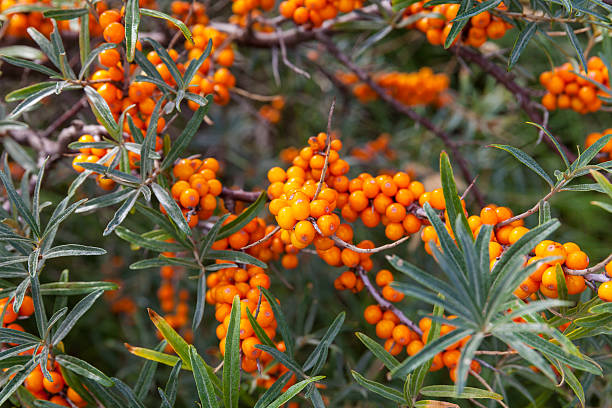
(0, 0, 611, 407)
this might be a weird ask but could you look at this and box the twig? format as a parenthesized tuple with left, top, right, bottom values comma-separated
(275, 26, 311, 79)
(496, 185, 561, 227)
(40, 97, 87, 139)
(312, 98, 336, 200)
(220, 187, 262, 202)
(310, 217, 411, 254)
(240, 226, 281, 250)
(230, 87, 281, 102)
(318, 33, 485, 207)
(356, 266, 422, 335)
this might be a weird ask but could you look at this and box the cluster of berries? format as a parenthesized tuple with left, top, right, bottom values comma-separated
(0, 297, 85, 406)
(157, 264, 192, 337)
(540, 57, 610, 113)
(168, 157, 222, 228)
(337, 69, 450, 107)
(169, 0, 208, 26)
(1, 0, 59, 37)
(178, 6, 237, 107)
(585, 128, 612, 161)
(350, 133, 396, 162)
(71, 134, 117, 190)
(402, 1, 511, 47)
(24, 363, 87, 407)
(205, 255, 297, 390)
(259, 96, 286, 124)
(279, 0, 362, 26)
(419, 202, 612, 302)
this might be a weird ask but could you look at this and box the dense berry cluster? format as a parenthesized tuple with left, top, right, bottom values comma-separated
(1, 0, 59, 37)
(337, 69, 451, 107)
(168, 157, 222, 227)
(540, 57, 610, 113)
(279, 0, 362, 26)
(205, 221, 298, 390)
(24, 363, 87, 407)
(402, 1, 511, 47)
(183, 23, 237, 107)
(1, 297, 86, 406)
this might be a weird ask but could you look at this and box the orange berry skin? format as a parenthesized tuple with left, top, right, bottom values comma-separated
(541, 266, 559, 291)
(99, 48, 120, 67)
(43, 371, 64, 394)
(19, 295, 34, 316)
(375, 319, 395, 339)
(382, 285, 404, 302)
(598, 281, 612, 302)
(25, 369, 44, 393)
(179, 188, 200, 208)
(407, 340, 424, 356)
(364, 305, 382, 324)
(276, 206, 297, 230)
(316, 214, 339, 236)
(565, 251, 589, 270)
(375, 269, 393, 286)
(99, 10, 121, 28)
(565, 275, 586, 295)
(392, 324, 412, 346)
(348, 190, 369, 212)
(103, 22, 125, 43)
(385, 203, 407, 223)
(242, 337, 262, 359)
(340, 248, 360, 268)
(173, 159, 195, 180)
(294, 220, 315, 245)
(385, 223, 405, 241)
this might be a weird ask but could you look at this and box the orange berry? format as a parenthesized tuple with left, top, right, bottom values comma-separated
(179, 188, 200, 208)
(375, 269, 393, 286)
(103, 22, 125, 43)
(43, 371, 64, 394)
(375, 319, 395, 339)
(385, 203, 407, 223)
(565, 251, 589, 270)
(364, 305, 382, 324)
(598, 281, 612, 302)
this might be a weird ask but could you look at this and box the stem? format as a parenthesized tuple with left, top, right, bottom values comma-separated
(312, 99, 336, 201)
(356, 266, 422, 335)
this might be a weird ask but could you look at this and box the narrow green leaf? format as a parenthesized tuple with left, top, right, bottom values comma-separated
(509, 22, 537, 69)
(491, 144, 553, 187)
(189, 346, 220, 408)
(151, 183, 191, 236)
(563, 24, 587, 72)
(140, 9, 193, 44)
(420, 385, 502, 399)
(103, 189, 141, 236)
(78, 43, 116, 80)
(124, 0, 140, 62)
(355, 332, 399, 370)
(52, 289, 104, 345)
(222, 296, 241, 408)
(351, 371, 405, 403)
(55, 355, 114, 386)
(261, 287, 294, 356)
(84, 86, 121, 141)
(216, 192, 268, 240)
(161, 102, 210, 170)
(265, 376, 325, 408)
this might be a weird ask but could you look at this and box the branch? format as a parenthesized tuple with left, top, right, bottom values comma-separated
(318, 33, 485, 206)
(450, 45, 576, 162)
(220, 186, 262, 202)
(356, 266, 422, 335)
